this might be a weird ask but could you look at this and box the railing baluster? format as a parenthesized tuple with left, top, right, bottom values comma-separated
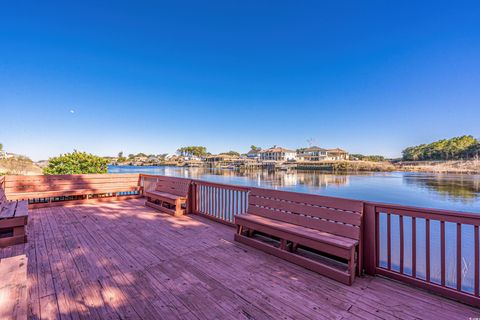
(400, 215, 404, 274)
(457, 223, 462, 291)
(475, 225, 479, 296)
(441, 221, 446, 286)
(426, 219, 430, 282)
(412, 217, 417, 278)
(387, 213, 391, 270)
(215, 187, 219, 218)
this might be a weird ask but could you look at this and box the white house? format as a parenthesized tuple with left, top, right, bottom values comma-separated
(259, 146, 297, 161)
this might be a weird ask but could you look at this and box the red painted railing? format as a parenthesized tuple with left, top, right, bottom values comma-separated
(363, 202, 480, 307)
(190, 180, 250, 226)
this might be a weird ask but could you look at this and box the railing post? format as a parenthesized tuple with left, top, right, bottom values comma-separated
(363, 202, 377, 275)
(187, 181, 196, 214)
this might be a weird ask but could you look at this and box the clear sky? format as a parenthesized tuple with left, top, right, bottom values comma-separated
(1, 1, 479, 161)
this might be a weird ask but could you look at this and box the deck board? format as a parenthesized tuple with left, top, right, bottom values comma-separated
(0, 199, 479, 320)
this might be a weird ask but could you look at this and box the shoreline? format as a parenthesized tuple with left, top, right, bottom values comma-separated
(108, 160, 480, 175)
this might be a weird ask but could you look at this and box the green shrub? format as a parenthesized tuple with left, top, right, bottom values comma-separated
(43, 151, 109, 175)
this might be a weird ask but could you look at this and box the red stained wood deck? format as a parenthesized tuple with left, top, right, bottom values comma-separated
(0, 199, 478, 320)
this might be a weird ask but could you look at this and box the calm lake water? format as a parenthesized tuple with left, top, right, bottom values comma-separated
(109, 165, 480, 291)
(108, 165, 480, 213)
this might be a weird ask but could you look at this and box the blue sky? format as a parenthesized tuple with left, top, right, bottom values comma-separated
(1, 1, 479, 161)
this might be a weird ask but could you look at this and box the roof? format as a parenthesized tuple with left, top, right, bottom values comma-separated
(206, 154, 237, 159)
(302, 146, 328, 152)
(260, 146, 295, 153)
(327, 148, 348, 153)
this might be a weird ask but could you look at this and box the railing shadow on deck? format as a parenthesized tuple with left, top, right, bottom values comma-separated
(2, 173, 480, 308)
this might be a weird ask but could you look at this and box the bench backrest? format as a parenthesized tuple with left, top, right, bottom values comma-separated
(5, 174, 140, 198)
(248, 187, 363, 240)
(155, 177, 191, 198)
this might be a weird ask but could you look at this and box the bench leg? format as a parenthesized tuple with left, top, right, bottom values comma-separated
(280, 239, 287, 250)
(174, 199, 186, 216)
(348, 247, 356, 285)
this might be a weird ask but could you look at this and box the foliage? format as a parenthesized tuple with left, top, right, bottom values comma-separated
(220, 151, 240, 157)
(177, 146, 208, 157)
(43, 151, 109, 174)
(1, 156, 34, 175)
(350, 154, 386, 162)
(402, 135, 479, 161)
(250, 145, 262, 152)
(117, 151, 127, 162)
(0, 143, 3, 150)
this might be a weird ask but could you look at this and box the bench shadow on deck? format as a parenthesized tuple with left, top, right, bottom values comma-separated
(0, 199, 478, 320)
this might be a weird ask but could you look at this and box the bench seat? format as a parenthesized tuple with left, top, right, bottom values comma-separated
(0, 197, 28, 248)
(234, 187, 363, 285)
(236, 214, 357, 252)
(145, 190, 183, 202)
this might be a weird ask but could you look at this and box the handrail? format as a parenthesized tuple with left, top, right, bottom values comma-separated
(363, 201, 480, 307)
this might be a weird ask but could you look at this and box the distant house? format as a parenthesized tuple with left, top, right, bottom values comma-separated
(297, 146, 328, 161)
(297, 146, 349, 161)
(326, 148, 349, 160)
(205, 154, 238, 163)
(260, 146, 297, 161)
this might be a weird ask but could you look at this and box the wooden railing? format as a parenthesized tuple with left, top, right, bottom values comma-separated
(191, 180, 250, 226)
(363, 202, 480, 307)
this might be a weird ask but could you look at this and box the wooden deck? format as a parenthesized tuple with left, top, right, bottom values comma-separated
(0, 199, 478, 320)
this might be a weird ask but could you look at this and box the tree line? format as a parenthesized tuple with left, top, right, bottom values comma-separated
(402, 135, 480, 161)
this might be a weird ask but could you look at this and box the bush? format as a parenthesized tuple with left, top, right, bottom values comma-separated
(43, 151, 109, 175)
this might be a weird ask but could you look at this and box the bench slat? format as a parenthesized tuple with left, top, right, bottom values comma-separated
(249, 187, 363, 213)
(14, 201, 29, 218)
(249, 195, 362, 226)
(7, 186, 141, 200)
(248, 204, 360, 240)
(0, 201, 17, 219)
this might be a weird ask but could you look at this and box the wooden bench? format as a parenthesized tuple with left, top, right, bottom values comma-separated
(0, 188, 28, 248)
(234, 188, 363, 285)
(145, 177, 191, 216)
(4, 174, 142, 207)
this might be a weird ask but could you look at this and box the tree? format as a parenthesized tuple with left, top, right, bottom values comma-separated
(250, 145, 261, 152)
(220, 151, 240, 157)
(0, 143, 3, 151)
(117, 151, 127, 162)
(43, 151, 109, 174)
(402, 136, 479, 161)
(177, 146, 208, 157)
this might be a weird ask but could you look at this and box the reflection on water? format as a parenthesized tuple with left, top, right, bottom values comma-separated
(109, 166, 480, 213)
(403, 173, 480, 203)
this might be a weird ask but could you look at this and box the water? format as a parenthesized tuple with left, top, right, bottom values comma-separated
(108, 165, 480, 213)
